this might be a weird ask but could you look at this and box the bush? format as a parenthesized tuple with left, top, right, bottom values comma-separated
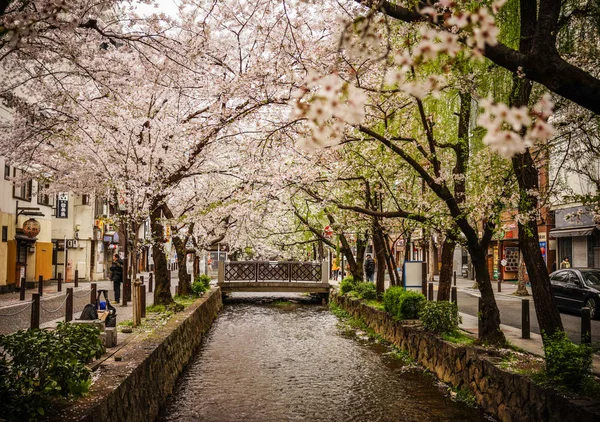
(353, 282, 377, 300)
(383, 286, 405, 318)
(0, 322, 105, 420)
(339, 275, 356, 295)
(543, 330, 592, 390)
(397, 290, 426, 319)
(191, 280, 207, 296)
(383, 287, 425, 320)
(419, 301, 461, 334)
(194, 273, 212, 289)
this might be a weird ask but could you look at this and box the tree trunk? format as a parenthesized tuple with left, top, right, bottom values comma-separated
(469, 244, 506, 345)
(373, 225, 386, 294)
(437, 237, 456, 301)
(383, 234, 400, 286)
(151, 207, 173, 306)
(172, 236, 192, 296)
(515, 255, 530, 296)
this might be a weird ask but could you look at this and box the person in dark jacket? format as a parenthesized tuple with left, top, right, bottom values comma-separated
(364, 254, 375, 282)
(110, 254, 123, 303)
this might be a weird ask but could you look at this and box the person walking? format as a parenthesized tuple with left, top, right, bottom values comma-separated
(110, 254, 123, 304)
(331, 258, 340, 281)
(560, 257, 571, 269)
(364, 254, 375, 282)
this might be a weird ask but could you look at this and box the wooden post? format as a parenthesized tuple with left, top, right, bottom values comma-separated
(133, 279, 142, 327)
(140, 284, 146, 318)
(478, 297, 483, 339)
(421, 262, 427, 297)
(123, 256, 131, 302)
(453, 271, 456, 286)
(522, 299, 530, 339)
(38, 275, 43, 296)
(19, 277, 26, 301)
(90, 283, 97, 306)
(218, 261, 225, 285)
(57, 272, 62, 292)
(149, 272, 153, 293)
(451, 286, 457, 304)
(74, 269, 79, 287)
(581, 307, 592, 344)
(31, 293, 40, 329)
(321, 260, 329, 283)
(428, 282, 434, 301)
(65, 288, 73, 322)
(497, 280, 502, 292)
(122, 277, 129, 307)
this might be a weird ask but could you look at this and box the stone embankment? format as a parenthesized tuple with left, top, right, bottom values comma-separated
(55, 288, 223, 422)
(333, 293, 600, 422)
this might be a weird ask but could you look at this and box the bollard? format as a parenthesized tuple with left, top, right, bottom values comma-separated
(122, 277, 130, 307)
(66, 288, 73, 322)
(74, 269, 79, 287)
(149, 272, 153, 293)
(453, 271, 456, 286)
(57, 272, 62, 292)
(522, 299, 530, 339)
(478, 297, 483, 339)
(581, 307, 592, 344)
(38, 275, 43, 296)
(19, 277, 26, 301)
(451, 286, 457, 304)
(497, 280, 502, 293)
(31, 293, 40, 329)
(428, 282, 434, 301)
(90, 283, 97, 306)
(140, 284, 146, 318)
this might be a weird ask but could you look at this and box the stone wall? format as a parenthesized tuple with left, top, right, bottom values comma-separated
(55, 288, 223, 422)
(333, 294, 600, 422)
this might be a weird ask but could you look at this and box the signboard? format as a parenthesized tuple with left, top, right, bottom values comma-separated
(504, 247, 519, 272)
(402, 261, 423, 291)
(539, 241, 547, 263)
(56, 192, 68, 219)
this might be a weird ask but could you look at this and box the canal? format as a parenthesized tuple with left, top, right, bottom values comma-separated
(159, 295, 490, 422)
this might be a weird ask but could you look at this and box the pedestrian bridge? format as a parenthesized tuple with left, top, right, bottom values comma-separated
(217, 261, 330, 294)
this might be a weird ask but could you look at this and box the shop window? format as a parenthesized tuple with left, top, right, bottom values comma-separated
(559, 237, 573, 263)
(4, 163, 10, 179)
(82, 194, 91, 205)
(1, 226, 7, 242)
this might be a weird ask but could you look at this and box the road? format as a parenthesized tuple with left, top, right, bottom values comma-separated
(457, 289, 600, 344)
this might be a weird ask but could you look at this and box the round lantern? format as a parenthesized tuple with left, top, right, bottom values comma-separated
(22, 218, 41, 238)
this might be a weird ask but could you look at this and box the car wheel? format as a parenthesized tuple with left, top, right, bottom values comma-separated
(584, 297, 597, 319)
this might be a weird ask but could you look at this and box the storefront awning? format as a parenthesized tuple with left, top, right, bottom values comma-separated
(549, 226, 598, 238)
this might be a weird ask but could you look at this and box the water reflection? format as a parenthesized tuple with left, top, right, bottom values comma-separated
(159, 295, 490, 422)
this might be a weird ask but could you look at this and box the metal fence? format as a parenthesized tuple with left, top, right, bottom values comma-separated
(223, 261, 322, 282)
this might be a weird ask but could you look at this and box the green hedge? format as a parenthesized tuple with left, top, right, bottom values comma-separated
(419, 301, 461, 334)
(543, 330, 593, 390)
(353, 282, 377, 300)
(339, 275, 357, 295)
(383, 286, 426, 320)
(0, 322, 105, 420)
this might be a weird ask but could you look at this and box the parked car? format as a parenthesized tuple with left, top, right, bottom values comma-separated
(549, 268, 600, 319)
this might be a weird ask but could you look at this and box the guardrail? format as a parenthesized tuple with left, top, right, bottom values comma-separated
(220, 261, 325, 283)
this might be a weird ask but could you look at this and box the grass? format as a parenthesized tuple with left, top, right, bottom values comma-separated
(364, 299, 385, 311)
(118, 319, 133, 327)
(442, 330, 475, 345)
(146, 304, 166, 313)
(174, 295, 197, 308)
(449, 386, 477, 407)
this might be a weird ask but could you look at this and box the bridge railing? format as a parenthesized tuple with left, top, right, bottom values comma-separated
(218, 261, 328, 283)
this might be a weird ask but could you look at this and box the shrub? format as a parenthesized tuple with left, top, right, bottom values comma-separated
(339, 275, 356, 295)
(543, 330, 592, 390)
(191, 280, 207, 296)
(397, 290, 426, 319)
(194, 273, 212, 289)
(383, 286, 405, 318)
(0, 322, 104, 420)
(419, 301, 461, 334)
(353, 282, 377, 300)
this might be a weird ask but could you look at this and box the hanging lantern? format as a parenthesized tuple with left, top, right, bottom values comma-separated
(22, 218, 41, 238)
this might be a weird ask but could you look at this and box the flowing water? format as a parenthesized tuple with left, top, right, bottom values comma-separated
(159, 295, 490, 422)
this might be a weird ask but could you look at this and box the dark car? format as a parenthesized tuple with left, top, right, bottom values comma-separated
(549, 268, 600, 319)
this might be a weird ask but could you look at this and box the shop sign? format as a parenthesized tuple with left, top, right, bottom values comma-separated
(56, 192, 68, 218)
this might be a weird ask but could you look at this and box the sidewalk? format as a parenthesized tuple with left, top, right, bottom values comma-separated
(0, 272, 178, 335)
